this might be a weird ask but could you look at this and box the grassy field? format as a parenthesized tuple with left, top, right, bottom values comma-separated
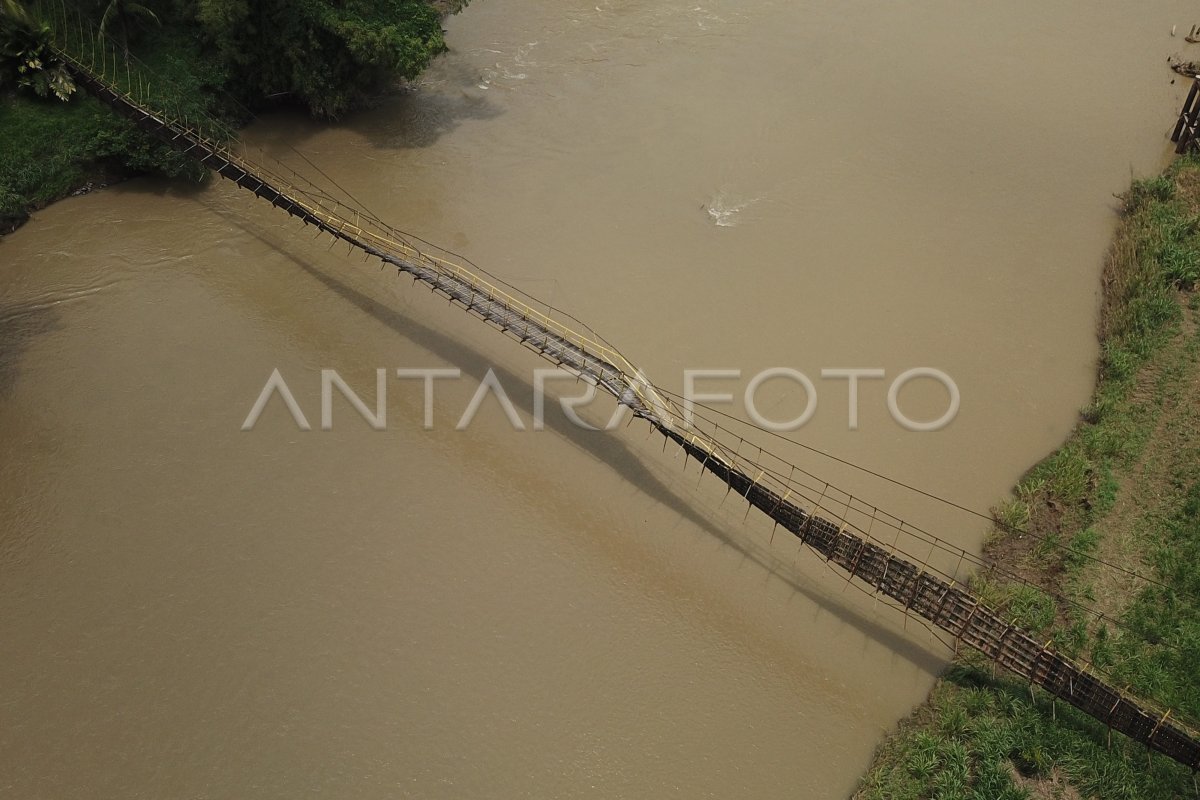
(855, 156, 1200, 800)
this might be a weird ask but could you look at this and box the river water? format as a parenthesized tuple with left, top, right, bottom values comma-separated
(0, 1, 1193, 797)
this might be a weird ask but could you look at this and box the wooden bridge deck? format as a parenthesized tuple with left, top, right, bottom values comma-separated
(1174, 78, 1200, 154)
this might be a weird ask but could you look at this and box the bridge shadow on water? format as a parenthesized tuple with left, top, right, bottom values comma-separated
(0, 302, 59, 401)
(228, 216, 948, 678)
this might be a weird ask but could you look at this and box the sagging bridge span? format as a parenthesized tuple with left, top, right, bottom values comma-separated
(35, 6, 1200, 774)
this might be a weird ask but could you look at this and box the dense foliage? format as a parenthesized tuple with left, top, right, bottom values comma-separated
(195, 0, 448, 117)
(0, 0, 76, 99)
(40, 0, 451, 116)
(1, 0, 459, 230)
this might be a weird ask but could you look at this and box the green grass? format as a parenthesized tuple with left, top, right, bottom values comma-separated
(993, 498, 1031, 534)
(860, 656, 1190, 800)
(1102, 483, 1200, 721)
(0, 89, 209, 231)
(0, 93, 113, 228)
(856, 155, 1200, 799)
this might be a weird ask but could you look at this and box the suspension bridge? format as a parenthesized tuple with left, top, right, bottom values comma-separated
(33, 5, 1200, 774)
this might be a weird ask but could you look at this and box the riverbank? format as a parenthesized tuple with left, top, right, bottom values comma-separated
(0, 85, 195, 234)
(856, 156, 1200, 799)
(0, 0, 460, 235)
(0, 24, 207, 234)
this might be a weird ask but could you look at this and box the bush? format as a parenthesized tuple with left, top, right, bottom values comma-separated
(195, 0, 447, 117)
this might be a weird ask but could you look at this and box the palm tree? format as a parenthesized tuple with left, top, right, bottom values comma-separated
(0, 0, 75, 100)
(98, 0, 159, 64)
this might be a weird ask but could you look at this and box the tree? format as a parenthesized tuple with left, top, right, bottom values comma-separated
(98, 0, 161, 64)
(194, 0, 447, 117)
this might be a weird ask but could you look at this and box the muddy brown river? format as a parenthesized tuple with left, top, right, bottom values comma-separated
(1, 1, 1194, 797)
